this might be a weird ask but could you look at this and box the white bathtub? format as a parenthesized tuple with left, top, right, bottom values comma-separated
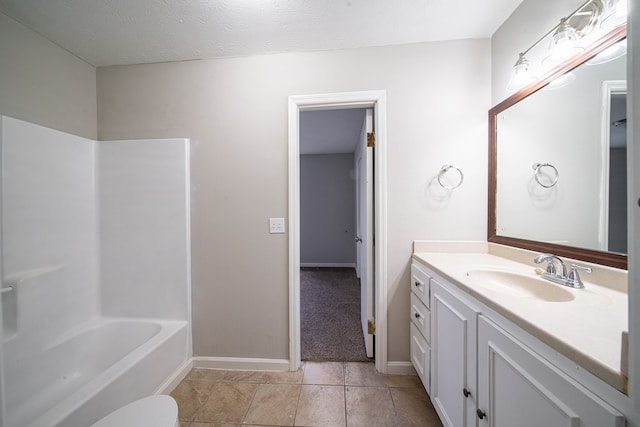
(4, 318, 188, 427)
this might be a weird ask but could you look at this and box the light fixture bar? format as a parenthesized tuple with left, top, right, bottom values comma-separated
(507, 0, 607, 91)
(518, 0, 601, 58)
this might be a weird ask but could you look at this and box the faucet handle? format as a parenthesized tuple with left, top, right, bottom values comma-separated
(566, 264, 591, 288)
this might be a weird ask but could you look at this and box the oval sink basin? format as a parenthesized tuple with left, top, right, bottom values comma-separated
(465, 270, 575, 302)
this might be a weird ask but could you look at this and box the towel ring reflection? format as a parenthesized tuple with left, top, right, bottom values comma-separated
(437, 165, 464, 190)
(532, 162, 559, 188)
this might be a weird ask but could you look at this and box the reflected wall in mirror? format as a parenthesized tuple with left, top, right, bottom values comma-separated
(489, 25, 627, 269)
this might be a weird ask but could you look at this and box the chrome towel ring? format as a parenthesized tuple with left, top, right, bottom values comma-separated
(437, 165, 464, 190)
(532, 162, 559, 188)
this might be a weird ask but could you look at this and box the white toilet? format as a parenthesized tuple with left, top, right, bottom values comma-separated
(91, 395, 179, 427)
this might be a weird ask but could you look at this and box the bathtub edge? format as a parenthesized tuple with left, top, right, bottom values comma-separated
(154, 357, 193, 395)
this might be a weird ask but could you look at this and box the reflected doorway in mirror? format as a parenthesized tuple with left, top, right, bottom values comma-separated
(600, 80, 627, 253)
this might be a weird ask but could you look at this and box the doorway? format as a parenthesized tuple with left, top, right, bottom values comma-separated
(288, 90, 388, 373)
(607, 92, 627, 253)
(600, 81, 627, 252)
(299, 108, 370, 362)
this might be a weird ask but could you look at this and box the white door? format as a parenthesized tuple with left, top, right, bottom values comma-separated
(355, 109, 374, 358)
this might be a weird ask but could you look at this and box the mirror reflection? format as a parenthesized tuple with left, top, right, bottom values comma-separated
(495, 38, 627, 255)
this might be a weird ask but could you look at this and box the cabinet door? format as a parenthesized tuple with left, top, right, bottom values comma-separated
(477, 316, 625, 427)
(431, 279, 478, 427)
(410, 322, 431, 393)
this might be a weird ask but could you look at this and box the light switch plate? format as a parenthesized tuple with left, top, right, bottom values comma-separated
(269, 217, 285, 234)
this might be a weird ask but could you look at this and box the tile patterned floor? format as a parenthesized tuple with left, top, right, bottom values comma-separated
(171, 361, 443, 427)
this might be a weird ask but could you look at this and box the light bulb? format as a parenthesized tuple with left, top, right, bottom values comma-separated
(601, 0, 627, 28)
(542, 18, 584, 69)
(507, 53, 537, 91)
(614, 0, 627, 18)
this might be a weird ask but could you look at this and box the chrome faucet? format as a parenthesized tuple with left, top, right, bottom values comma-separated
(534, 253, 567, 277)
(534, 253, 591, 289)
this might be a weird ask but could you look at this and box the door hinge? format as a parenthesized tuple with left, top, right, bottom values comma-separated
(367, 319, 376, 335)
(367, 132, 375, 148)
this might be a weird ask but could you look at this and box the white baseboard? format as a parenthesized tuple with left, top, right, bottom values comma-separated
(300, 263, 356, 268)
(154, 357, 414, 394)
(155, 358, 193, 394)
(192, 357, 291, 372)
(386, 361, 417, 376)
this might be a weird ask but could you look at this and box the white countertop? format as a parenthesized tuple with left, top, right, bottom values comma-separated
(413, 250, 628, 393)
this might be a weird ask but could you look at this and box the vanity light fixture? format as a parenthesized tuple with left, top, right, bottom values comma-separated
(506, 53, 538, 91)
(506, 0, 622, 92)
(601, 0, 627, 28)
(541, 18, 584, 68)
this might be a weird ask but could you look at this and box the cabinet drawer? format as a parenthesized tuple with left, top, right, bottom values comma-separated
(410, 322, 431, 393)
(410, 292, 431, 343)
(411, 262, 431, 307)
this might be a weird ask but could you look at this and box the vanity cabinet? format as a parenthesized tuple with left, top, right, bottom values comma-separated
(431, 277, 479, 427)
(411, 259, 626, 427)
(477, 315, 625, 427)
(410, 262, 432, 392)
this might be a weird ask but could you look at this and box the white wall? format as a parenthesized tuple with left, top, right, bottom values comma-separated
(99, 139, 190, 320)
(300, 154, 356, 266)
(97, 39, 491, 362)
(0, 12, 97, 139)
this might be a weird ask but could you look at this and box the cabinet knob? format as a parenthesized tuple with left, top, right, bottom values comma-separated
(414, 281, 422, 288)
(462, 388, 471, 398)
(414, 312, 422, 319)
(477, 409, 486, 420)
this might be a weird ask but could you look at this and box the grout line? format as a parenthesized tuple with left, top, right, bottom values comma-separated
(292, 380, 303, 426)
(240, 378, 260, 425)
(177, 364, 432, 427)
(342, 362, 346, 386)
(343, 362, 348, 427)
(343, 384, 349, 427)
(184, 375, 215, 425)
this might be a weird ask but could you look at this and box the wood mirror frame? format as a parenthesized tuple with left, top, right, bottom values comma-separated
(488, 24, 628, 270)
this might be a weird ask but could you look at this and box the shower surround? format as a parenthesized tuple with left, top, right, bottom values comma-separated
(0, 116, 191, 427)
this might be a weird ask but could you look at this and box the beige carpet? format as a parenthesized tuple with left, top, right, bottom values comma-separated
(300, 267, 371, 362)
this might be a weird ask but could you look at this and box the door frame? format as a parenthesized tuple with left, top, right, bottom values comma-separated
(288, 90, 388, 373)
(599, 80, 627, 250)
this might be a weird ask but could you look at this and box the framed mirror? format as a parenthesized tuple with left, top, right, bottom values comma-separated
(488, 25, 627, 269)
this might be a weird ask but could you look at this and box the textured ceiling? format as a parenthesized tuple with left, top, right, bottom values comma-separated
(0, 0, 523, 67)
